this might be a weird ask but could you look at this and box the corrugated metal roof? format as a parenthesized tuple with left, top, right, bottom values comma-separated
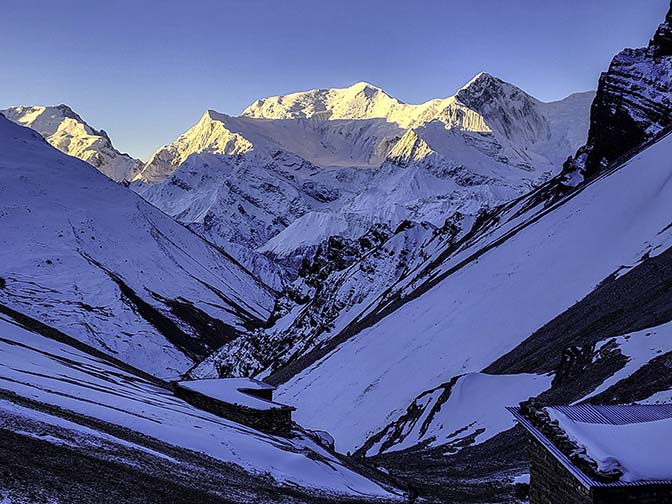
(508, 405, 672, 488)
(550, 404, 672, 425)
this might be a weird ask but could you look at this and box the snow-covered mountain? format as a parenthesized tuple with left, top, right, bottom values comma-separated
(190, 121, 672, 502)
(134, 110, 385, 247)
(242, 81, 416, 124)
(134, 77, 593, 271)
(1, 105, 142, 182)
(2, 3, 671, 502)
(0, 115, 275, 378)
(196, 114, 672, 458)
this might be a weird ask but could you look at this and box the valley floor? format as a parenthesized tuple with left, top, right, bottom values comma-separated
(371, 427, 528, 504)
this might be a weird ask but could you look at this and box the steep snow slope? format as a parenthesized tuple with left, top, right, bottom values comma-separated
(0, 116, 274, 378)
(275, 129, 672, 452)
(362, 373, 552, 456)
(575, 322, 672, 404)
(138, 78, 592, 269)
(1, 105, 142, 182)
(0, 311, 400, 501)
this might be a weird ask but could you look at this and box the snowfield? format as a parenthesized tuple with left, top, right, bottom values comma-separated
(577, 321, 672, 403)
(364, 373, 553, 456)
(0, 312, 400, 500)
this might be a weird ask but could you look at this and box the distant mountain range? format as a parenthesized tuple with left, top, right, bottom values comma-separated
(133, 75, 593, 274)
(5, 75, 593, 286)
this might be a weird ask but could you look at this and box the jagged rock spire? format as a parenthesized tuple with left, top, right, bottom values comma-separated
(651, 1, 672, 57)
(562, 2, 672, 183)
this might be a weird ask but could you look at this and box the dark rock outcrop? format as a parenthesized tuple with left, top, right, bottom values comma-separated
(551, 344, 597, 387)
(652, 4, 672, 57)
(564, 1, 672, 182)
(298, 224, 392, 287)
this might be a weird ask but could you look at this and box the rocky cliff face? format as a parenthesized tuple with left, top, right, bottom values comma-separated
(565, 2, 672, 181)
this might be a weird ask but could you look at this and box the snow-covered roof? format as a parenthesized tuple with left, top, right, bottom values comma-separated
(177, 378, 293, 411)
(547, 406, 672, 483)
(510, 404, 672, 487)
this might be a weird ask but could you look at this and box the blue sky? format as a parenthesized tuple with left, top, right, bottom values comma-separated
(1, 0, 668, 160)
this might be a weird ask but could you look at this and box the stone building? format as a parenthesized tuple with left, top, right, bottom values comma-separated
(174, 378, 295, 437)
(509, 404, 672, 504)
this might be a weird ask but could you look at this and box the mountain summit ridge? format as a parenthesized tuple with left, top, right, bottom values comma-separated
(135, 74, 593, 272)
(242, 73, 542, 129)
(1, 104, 142, 182)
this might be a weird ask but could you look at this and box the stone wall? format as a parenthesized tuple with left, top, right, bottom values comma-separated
(529, 437, 592, 504)
(529, 436, 672, 504)
(174, 385, 293, 437)
(594, 486, 672, 504)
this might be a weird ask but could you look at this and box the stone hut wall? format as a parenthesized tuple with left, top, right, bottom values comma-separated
(594, 486, 672, 504)
(529, 437, 592, 504)
(174, 385, 293, 437)
(529, 436, 672, 504)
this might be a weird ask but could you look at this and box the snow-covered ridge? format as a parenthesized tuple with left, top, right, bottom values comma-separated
(135, 108, 403, 185)
(242, 81, 417, 126)
(1, 105, 142, 182)
(243, 75, 593, 150)
(0, 115, 274, 378)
